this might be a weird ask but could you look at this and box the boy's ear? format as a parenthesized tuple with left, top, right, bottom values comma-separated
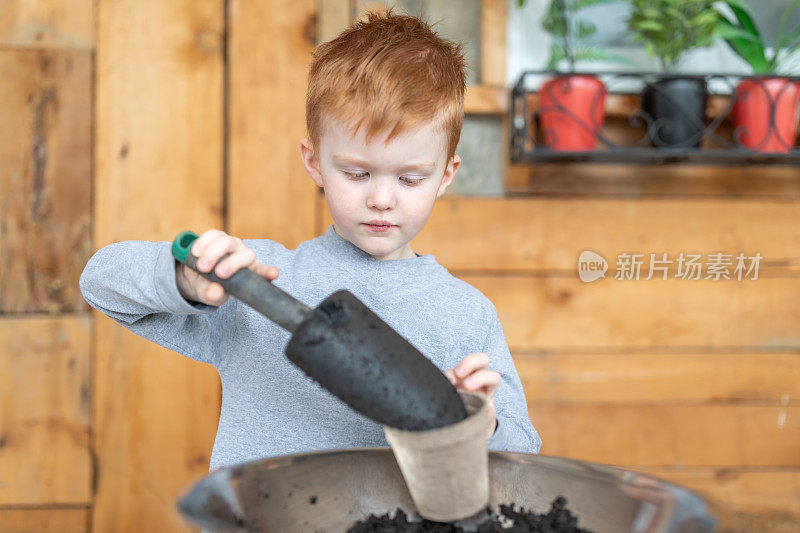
(436, 154, 460, 198)
(300, 137, 324, 188)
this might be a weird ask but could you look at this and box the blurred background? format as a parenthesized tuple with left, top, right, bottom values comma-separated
(1, 0, 798, 531)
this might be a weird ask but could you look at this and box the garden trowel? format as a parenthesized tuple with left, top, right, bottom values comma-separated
(171, 230, 467, 431)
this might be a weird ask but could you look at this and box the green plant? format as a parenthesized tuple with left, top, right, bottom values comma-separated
(626, 0, 719, 71)
(715, 0, 800, 74)
(517, 0, 626, 71)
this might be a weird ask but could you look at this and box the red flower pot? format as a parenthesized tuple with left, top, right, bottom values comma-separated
(538, 75, 606, 151)
(733, 77, 800, 153)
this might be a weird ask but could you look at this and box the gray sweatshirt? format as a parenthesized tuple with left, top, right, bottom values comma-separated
(80, 225, 541, 471)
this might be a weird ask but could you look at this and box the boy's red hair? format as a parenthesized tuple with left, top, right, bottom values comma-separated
(306, 11, 467, 162)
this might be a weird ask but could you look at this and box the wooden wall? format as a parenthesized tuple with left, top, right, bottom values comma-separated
(1, 0, 94, 531)
(409, 195, 800, 532)
(1, 1, 798, 532)
(92, 0, 225, 530)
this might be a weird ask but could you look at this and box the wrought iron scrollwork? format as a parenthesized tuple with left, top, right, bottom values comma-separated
(510, 71, 800, 165)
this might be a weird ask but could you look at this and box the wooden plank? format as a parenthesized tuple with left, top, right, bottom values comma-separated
(96, 1, 224, 247)
(321, 203, 800, 349)
(516, 352, 800, 404)
(228, 0, 318, 247)
(465, 276, 800, 350)
(415, 197, 800, 272)
(0, 0, 93, 49)
(480, 0, 505, 86)
(317, 0, 351, 43)
(506, 162, 800, 198)
(93, 316, 220, 532)
(640, 468, 800, 532)
(0, 50, 92, 312)
(641, 468, 800, 515)
(0, 508, 88, 533)
(95, 0, 224, 530)
(523, 115, 796, 155)
(465, 85, 507, 114)
(0, 317, 91, 505)
(717, 514, 799, 533)
(526, 92, 735, 121)
(530, 405, 800, 467)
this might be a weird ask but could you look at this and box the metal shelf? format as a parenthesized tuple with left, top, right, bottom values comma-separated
(510, 71, 800, 166)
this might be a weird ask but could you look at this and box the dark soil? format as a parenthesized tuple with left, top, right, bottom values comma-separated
(347, 496, 592, 532)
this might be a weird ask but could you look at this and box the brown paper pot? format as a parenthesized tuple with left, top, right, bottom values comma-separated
(383, 391, 489, 522)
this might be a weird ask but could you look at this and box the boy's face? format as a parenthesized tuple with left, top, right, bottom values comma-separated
(300, 117, 459, 261)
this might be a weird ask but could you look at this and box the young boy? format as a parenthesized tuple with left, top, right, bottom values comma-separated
(80, 11, 541, 472)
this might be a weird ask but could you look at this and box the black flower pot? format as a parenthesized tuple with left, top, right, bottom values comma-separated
(642, 77, 707, 148)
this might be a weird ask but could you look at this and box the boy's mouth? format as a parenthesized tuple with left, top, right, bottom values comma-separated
(364, 220, 395, 232)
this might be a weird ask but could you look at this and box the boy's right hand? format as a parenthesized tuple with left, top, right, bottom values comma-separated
(175, 229, 279, 306)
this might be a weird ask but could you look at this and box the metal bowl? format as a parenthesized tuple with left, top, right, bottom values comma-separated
(177, 448, 717, 532)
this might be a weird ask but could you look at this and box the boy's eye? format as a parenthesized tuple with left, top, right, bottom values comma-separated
(343, 171, 368, 179)
(400, 176, 424, 186)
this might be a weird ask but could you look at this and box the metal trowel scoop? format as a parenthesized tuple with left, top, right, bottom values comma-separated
(172, 230, 467, 430)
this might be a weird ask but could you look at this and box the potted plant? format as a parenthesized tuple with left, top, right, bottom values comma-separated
(716, 0, 800, 153)
(626, 0, 719, 148)
(518, 0, 623, 151)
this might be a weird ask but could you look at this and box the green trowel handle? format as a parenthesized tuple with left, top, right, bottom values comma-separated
(171, 231, 310, 333)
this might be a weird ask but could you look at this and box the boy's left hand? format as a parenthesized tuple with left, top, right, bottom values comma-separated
(444, 352, 500, 439)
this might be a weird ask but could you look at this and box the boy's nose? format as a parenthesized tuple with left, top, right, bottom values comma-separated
(366, 180, 396, 210)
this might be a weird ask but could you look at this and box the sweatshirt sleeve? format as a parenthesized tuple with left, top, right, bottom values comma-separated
(483, 308, 542, 454)
(79, 240, 232, 367)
